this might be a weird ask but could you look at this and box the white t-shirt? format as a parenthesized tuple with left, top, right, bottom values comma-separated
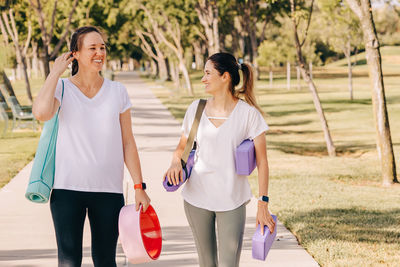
(53, 78, 132, 193)
(181, 99, 269, 211)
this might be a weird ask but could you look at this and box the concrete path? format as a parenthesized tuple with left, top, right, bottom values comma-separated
(0, 72, 319, 267)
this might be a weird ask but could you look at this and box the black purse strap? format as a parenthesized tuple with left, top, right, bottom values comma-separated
(181, 99, 206, 164)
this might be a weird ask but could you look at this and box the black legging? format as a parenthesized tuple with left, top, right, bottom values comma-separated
(50, 189, 124, 267)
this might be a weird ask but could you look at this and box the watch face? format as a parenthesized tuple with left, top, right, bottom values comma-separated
(142, 183, 147, 190)
(262, 196, 269, 202)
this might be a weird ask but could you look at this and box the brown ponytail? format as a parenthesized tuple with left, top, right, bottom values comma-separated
(236, 63, 263, 115)
(208, 53, 264, 115)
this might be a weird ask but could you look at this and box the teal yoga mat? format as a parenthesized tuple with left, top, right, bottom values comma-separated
(25, 81, 64, 203)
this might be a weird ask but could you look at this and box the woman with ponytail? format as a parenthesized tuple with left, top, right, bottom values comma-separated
(165, 52, 275, 267)
(32, 26, 150, 266)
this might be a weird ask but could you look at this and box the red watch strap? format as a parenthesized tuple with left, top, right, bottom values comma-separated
(134, 183, 143, 190)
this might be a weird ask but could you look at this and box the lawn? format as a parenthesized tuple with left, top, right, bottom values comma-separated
(0, 76, 44, 188)
(146, 47, 400, 266)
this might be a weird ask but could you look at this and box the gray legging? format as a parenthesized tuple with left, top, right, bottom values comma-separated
(184, 200, 246, 267)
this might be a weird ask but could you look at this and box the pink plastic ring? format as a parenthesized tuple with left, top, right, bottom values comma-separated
(118, 204, 162, 263)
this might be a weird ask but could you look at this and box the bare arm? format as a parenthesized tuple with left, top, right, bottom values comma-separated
(120, 109, 150, 211)
(32, 52, 74, 121)
(164, 133, 187, 185)
(254, 133, 269, 198)
(254, 132, 276, 234)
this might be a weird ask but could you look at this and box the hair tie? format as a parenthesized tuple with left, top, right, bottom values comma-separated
(238, 63, 242, 70)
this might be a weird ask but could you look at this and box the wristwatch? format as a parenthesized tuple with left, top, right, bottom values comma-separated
(134, 182, 147, 190)
(258, 195, 269, 203)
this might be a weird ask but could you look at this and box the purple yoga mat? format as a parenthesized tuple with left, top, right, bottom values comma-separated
(235, 139, 256, 175)
(163, 150, 195, 192)
(252, 214, 277, 261)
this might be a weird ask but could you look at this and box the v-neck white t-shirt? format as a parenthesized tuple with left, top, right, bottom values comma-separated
(181, 99, 269, 211)
(52, 78, 132, 193)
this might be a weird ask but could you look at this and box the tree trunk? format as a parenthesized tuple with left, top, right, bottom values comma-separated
(345, 40, 354, 100)
(195, 0, 220, 55)
(154, 59, 160, 78)
(42, 52, 51, 77)
(0, 17, 8, 45)
(165, 58, 172, 81)
(249, 30, 260, 80)
(39, 58, 45, 77)
(193, 41, 204, 70)
(287, 62, 291, 90)
(151, 40, 168, 80)
(169, 59, 181, 92)
(301, 67, 336, 156)
(179, 59, 194, 96)
(136, 30, 168, 81)
(32, 52, 39, 78)
(291, 0, 336, 157)
(296, 65, 301, 90)
(247, 0, 260, 80)
(346, 0, 397, 185)
(157, 58, 168, 81)
(150, 60, 157, 77)
(16, 63, 22, 80)
(27, 55, 32, 78)
(231, 19, 240, 58)
(269, 66, 273, 88)
(2, 9, 32, 102)
(21, 58, 32, 102)
(211, 3, 220, 53)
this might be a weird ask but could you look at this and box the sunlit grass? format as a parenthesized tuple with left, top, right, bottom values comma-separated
(0, 76, 43, 187)
(0, 130, 40, 187)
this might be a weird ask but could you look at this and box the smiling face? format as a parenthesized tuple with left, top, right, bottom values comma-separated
(201, 60, 230, 94)
(73, 31, 106, 73)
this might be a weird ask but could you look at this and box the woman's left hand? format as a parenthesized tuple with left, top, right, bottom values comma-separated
(256, 201, 276, 235)
(135, 189, 151, 212)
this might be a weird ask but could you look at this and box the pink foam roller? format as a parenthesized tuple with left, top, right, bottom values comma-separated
(235, 139, 256, 175)
(118, 204, 162, 264)
(252, 214, 277, 261)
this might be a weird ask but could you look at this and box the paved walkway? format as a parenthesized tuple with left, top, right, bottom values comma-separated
(0, 72, 319, 267)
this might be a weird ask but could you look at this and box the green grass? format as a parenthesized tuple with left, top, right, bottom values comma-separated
(0, 130, 40, 187)
(325, 45, 400, 74)
(146, 50, 400, 266)
(0, 76, 44, 187)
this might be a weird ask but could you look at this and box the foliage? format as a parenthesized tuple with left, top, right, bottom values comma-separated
(0, 44, 16, 71)
(316, 0, 363, 55)
(257, 15, 322, 66)
(257, 39, 294, 67)
(373, 3, 400, 45)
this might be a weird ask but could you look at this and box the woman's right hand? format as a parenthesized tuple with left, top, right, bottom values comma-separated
(164, 160, 183, 186)
(51, 52, 75, 76)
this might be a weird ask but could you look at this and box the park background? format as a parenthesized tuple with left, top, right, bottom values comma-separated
(0, 0, 399, 266)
